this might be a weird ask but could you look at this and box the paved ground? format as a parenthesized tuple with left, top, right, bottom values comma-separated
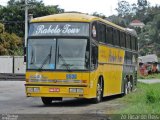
(0, 81, 123, 116)
(138, 79, 160, 84)
(2, 80, 159, 119)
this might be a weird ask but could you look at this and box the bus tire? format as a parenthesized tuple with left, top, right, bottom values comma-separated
(41, 97, 52, 105)
(92, 80, 103, 103)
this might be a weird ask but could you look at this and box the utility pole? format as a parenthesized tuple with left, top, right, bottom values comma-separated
(24, 0, 30, 62)
(25, 0, 28, 47)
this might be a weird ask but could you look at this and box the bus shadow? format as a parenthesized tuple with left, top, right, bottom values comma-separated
(36, 94, 122, 107)
(42, 98, 92, 107)
(102, 94, 122, 102)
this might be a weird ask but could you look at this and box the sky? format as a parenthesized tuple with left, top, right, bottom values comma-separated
(0, 0, 160, 16)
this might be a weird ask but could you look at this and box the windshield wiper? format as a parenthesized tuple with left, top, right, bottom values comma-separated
(38, 46, 52, 70)
(58, 53, 72, 72)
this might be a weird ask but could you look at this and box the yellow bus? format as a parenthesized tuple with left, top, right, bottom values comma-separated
(25, 13, 138, 105)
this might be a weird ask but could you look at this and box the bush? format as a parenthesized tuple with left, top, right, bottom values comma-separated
(146, 90, 156, 103)
(146, 89, 160, 104)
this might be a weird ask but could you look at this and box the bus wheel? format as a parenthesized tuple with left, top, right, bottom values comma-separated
(41, 97, 52, 105)
(92, 81, 103, 103)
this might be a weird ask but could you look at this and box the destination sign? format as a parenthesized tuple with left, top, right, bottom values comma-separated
(29, 23, 89, 36)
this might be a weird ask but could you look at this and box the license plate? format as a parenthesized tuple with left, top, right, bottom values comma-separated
(49, 88, 60, 92)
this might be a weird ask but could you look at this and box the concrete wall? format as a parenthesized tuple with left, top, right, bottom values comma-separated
(14, 56, 26, 74)
(0, 56, 13, 73)
(0, 56, 26, 74)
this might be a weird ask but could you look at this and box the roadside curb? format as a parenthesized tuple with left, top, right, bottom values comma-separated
(0, 73, 25, 81)
(138, 79, 160, 84)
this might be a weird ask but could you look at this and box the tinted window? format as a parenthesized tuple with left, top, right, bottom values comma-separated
(126, 34, 131, 49)
(131, 36, 136, 50)
(91, 43, 98, 70)
(98, 23, 106, 43)
(113, 29, 120, 46)
(116, 30, 120, 46)
(106, 27, 113, 44)
(113, 29, 116, 45)
(125, 52, 132, 64)
(120, 32, 125, 47)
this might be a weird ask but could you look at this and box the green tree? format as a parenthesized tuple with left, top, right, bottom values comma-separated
(0, 0, 64, 37)
(0, 23, 4, 33)
(107, 15, 127, 27)
(0, 23, 22, 55)
(116, 1, 131, 17)
(92, 12, 106, 19)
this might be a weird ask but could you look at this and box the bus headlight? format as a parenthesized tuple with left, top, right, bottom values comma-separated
(27, 87, 40, 93)
(77, 88, 83, 93)
(27, 87, 33, 93)
(69, 88, 83, 93)
(69, 88, 77, 93)
(33, 87, 40, 92)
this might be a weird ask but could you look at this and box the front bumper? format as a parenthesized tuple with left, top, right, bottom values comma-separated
(25, 84, 90, 98)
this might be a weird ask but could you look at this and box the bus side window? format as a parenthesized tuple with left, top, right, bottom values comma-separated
(120, 32, 125, 48)
(117, 30, 120, 46)
(131, 36, 136, 50)
(98, 22, 106, 43)
(126, 34, 131, 49)
(91, 44, 98, 70)
(113, 29, 116, 45)
(106, 27, 113, 45)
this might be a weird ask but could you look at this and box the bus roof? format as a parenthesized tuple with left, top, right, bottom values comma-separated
(31, 13, 98, 22)
(31, 13, 136, 36)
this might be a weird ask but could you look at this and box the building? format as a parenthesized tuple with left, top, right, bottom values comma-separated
(138, 54, 159, 75)
(138, 54, 158, 63)
(129, 19, 145, 28)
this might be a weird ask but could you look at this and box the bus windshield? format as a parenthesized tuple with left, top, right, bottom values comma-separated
(28, 39, 56, 70)
(27, 38, 89, 70)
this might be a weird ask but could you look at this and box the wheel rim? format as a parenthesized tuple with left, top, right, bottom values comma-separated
(125, 84, 128, 94)
(97, 83, 102, 101)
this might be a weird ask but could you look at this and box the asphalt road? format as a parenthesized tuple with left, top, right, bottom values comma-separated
(0, 81, 123, 116)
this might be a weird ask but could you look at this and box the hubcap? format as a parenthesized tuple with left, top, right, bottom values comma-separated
(97, 83, 102, 101)
(125, 84, 128, 94)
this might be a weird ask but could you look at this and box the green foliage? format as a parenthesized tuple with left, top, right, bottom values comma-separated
(0, 0, 64, 55)
(117, 82, 160, 114)
(0, 0, 64, 37)
(107, 15, 127, 27)
(138, 73, 160, 79)
(0, 26, 22, 55)
(114, 0, 160, 56)
(92, 12, 106, 19)
(146, 89, 159, 103)
(116, 1, 131, 17)
(0, 23, 4, 33)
